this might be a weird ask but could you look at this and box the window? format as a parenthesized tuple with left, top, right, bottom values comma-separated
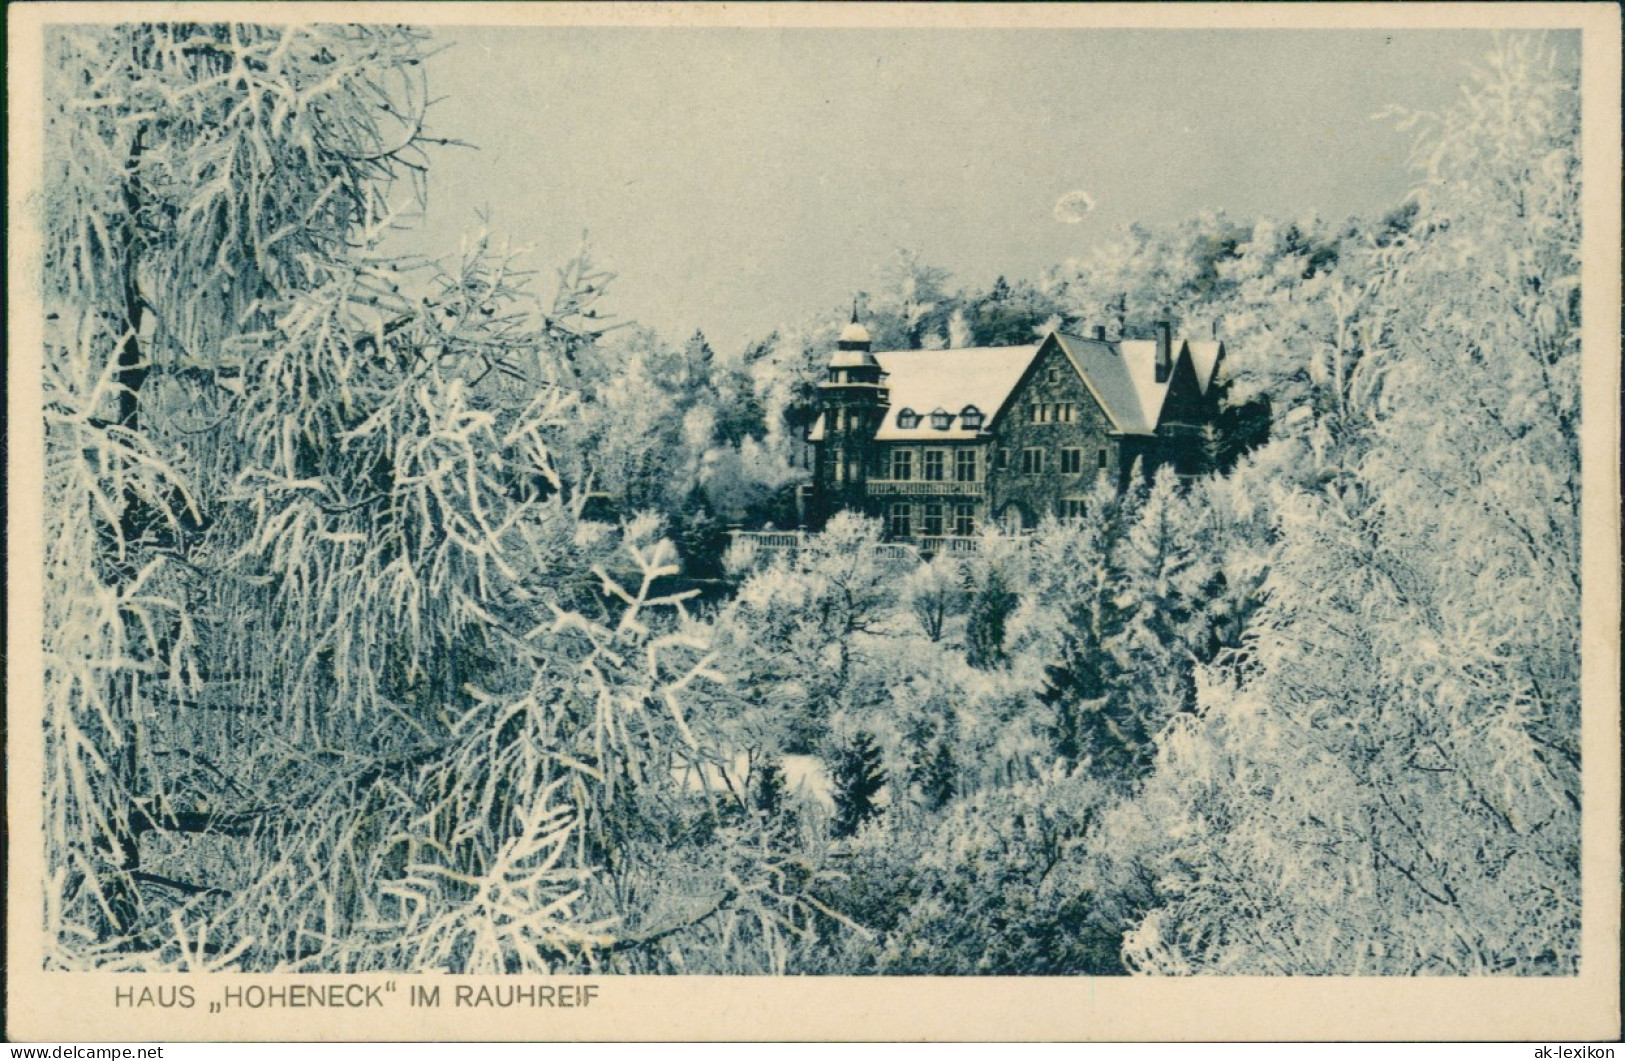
(896, 408, 920, 430)
(1098, 448, 1109, 469)
(889, 503, 912, 539)
(955, 448, 979, 482)
(922, 503, 944, 537)
(1021, 448, 1045, 475)
(929, 407, 954, 430)
(1058, 402, 1075, 423)
(1062, 498, 1088, 521)
(923, 450, 946, 481)
(1046, 366, 1061, 384)
(890, 449, 914, 481)
(953, 504, 976, 537)
(1061, 448, 1083, 474)
(995, 448, 1008, 471)
(960, 404, 984, 430)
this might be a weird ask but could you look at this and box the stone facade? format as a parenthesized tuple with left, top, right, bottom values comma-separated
(984, 334, 1123, 530)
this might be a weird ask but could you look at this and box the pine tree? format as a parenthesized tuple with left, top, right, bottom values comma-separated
(831, 732, 887, 838)
(921, 742, 957, 811)
(753, 758, 787, 818)
(681, 329, 717, 394)
(1036, 541, 1149, 780)
(965, 565, 1016, 670)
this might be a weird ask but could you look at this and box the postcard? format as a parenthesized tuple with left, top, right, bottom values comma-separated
(6, 1, 1620, 1042)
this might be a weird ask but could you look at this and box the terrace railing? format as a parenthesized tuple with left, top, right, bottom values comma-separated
(865, 479, 985, 498)
(913, 535, 981, 556)
(726, 529, 981, 568)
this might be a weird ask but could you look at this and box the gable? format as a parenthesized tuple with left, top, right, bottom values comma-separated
(1156, 347, 1212, 428)
(1050, 333, 1159, 435)
(982, 333, 1138, 444)
(1064, 336, 1222, 432)
(1187, 340, 1224, 395)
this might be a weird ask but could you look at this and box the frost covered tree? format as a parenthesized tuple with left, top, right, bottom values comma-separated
(40, 21, 828, 975)
(966, 275, 1070, 347)
(1030, 493, 1141, 777)
(796, 769, 1123, 975)
(859, 250, 955, 350)
(902, 552, 964, 643)
(43, 22, 452, 961)
(918, 741, 959, 811)
(1021, 470, 1234, 784)
(714, 513, 895, 753)
(1117, 35, 1582, 975)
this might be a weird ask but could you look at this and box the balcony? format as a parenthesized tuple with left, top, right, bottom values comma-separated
(865, 479, 985, 498)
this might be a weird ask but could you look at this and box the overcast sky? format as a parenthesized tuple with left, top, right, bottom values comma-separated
(401, 27, 1549, 354)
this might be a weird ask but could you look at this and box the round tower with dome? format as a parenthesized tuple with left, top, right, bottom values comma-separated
(812, 309, 890, 521)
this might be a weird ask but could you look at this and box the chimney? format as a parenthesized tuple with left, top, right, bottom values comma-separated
(1155, 320, 1172, 383)
(1093, 324, 1107, 341)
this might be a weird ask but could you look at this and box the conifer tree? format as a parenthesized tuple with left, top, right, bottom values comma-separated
(920, 742, 958, 811)
(832, 732, 887, 838)
(753, 758, 787, 818)
(965, 565, 1017, 670)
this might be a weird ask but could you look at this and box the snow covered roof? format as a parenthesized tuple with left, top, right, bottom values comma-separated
(829, 348, 880, 369)
(1053, 334, 1161, 435)
(808, 332, 1221, 442)
(873, 344, 1041, 441)
(806, 344, 1038, 443)
(1053, 334, 1224, 434)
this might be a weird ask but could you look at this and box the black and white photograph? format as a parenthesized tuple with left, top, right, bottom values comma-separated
(6, 0, 1620, 1043)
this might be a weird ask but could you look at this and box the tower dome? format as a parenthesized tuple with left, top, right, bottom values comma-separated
(836, 303, 873, 354)
(838, 319, 871, 348)
(825, 309, 884, 376)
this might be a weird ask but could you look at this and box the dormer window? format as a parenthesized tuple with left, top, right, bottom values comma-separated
(929, 407, 953, 430)
(959, 405, 985, 431)
(896, 408, 920, 430)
